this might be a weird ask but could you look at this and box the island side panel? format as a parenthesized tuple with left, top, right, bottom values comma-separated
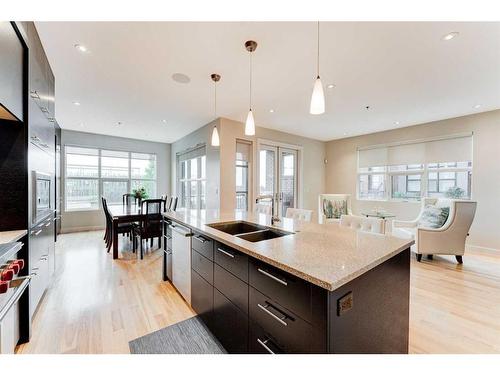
(327, 248, 410, 354)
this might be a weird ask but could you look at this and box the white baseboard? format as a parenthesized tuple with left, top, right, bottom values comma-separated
(60, 226, 104, 234)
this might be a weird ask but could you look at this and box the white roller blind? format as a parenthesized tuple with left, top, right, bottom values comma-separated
(387, 142, 426, 166)
(358, 147, 388, 168)
(425, 136, 472, 164)
(177, 144, 206, 162)
(236, 140, 252, 162)
(358, 134, 472, 168)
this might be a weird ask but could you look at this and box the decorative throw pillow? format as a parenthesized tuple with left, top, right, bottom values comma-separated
(418, 205, 450, 228)
(322, 199, 347, 219)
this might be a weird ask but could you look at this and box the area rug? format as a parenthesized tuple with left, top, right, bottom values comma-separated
(129, 316, 226, 354)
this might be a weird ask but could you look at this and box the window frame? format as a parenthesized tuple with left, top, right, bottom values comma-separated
(64, 145, 157, 212)
(177, 153, 207, 210)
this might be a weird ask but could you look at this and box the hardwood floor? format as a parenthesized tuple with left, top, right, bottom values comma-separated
(16, 231, 500, 354)
(410, 249, 500, 353)
(16, 231, 195, 354)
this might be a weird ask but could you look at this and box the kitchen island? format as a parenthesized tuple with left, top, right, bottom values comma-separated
(162, 209, 414, 354)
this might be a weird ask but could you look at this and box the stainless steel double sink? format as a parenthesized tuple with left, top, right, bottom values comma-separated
(207, 221, 293, 242)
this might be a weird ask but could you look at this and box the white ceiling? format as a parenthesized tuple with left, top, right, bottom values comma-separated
(36, 22, 500, 143)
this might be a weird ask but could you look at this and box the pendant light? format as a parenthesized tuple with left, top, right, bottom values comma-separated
(310, 21, 325, 115)
(210, 73, 220, 147)
(245, 40, 257, 136)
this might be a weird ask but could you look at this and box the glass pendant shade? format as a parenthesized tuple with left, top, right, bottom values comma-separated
(211, 125, 220, 147)
(245, 109, 255, 136)
(310, 76, 325, 115)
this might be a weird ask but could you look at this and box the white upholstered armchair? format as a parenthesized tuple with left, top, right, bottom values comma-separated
(318, 194, 352, 224)
(392, 198, 477, 263)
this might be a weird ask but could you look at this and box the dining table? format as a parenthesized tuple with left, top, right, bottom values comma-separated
(107, 204, 146, 259)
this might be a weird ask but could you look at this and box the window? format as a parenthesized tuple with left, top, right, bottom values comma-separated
(65, 146, 99, 211)
(389, 164, 423, 201)
(64, 146, 157, 211)
(357, 135, 473, 201)
(427, 162, 472, 199)
(131, 152, 157, 198)
(236, 140, 251, 211)
(358, 167, 386, 200)
(177, 146, 206, 209)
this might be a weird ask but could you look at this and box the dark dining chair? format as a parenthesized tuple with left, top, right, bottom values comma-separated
(123, 193, 138, 206)
(171, 196, 178, 211)
(102, 197, 135, 253)
(132, 199, 165, 259)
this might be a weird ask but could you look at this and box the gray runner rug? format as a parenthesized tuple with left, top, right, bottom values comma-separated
(129, 316, 227, 354)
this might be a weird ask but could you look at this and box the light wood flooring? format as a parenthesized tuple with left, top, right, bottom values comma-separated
(16, 230, 500, 354)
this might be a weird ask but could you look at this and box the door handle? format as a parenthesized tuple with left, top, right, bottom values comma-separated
(257, 338, 277, 354)
(257, 303, 289, 326)
(217, 247, 235, 258)
(193, 236, 208, 243)
(257, 268, 288, 286)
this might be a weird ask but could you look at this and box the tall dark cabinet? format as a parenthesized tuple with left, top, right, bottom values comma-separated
(0, 21, 58, 351)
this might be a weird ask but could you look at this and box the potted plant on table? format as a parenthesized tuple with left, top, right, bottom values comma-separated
(132, 186, 148, 206)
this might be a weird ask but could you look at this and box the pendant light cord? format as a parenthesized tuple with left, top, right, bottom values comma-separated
(214, 80, 217, 119)
(317, 21, 320, 78)
(249, 51, 253, 110)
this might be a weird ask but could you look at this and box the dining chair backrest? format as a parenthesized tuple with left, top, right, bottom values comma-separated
(285, 208, 313, 222)
(255, 203, 272, 215)
(166, 196, 173, 210)
(102, 197, 112, 222)
(123, 193, 137, 206)
(140, 199, 165, 232)
(339, 214, 384, 234)
(171, 196, 178, 211)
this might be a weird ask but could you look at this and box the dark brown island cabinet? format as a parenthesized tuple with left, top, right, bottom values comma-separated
(163, 219, 410, 354)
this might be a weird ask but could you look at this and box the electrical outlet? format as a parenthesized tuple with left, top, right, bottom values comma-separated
(337, 291, 353, 316)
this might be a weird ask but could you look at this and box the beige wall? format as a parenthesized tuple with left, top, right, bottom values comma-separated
(325, 110, 500, 251)
(219, 118, 326, 216)
(170, 119, 221, 209)
(170, 117, 326, 217)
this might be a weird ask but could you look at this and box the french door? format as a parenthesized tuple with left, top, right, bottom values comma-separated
(258, 144, 298, 217)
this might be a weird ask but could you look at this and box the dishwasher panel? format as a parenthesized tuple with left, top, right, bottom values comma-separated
(171, 223, 192, 304)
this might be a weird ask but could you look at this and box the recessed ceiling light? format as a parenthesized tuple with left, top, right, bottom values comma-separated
(162, 119, 167, 123)
(74, 44, 88, 52)
(72, 101, 81, 106)
(343, 132, 347, 136)
(79, 123, 84, 127)
(327, 84, 335, 89)
(474, 104, 481, 109)
(442, 32, 459, 41)
(269, 109, 275, 113)
(395, 121, 400, 125)
(172, 73, 191, 84)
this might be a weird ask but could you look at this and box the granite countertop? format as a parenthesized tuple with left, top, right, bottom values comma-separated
(163, 210, 414, 291)
(0, 229, 27, 244)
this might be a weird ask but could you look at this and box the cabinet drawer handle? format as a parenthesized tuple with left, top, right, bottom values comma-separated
(194, 236, 208, 243)
(257, 268, 288, 286)
(257, 338, 276, 354)
(217, 248, 234, 258)
(32, 229, 42, 236)
(257, 303, 288, 326)
(45, 222, 51, 227)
